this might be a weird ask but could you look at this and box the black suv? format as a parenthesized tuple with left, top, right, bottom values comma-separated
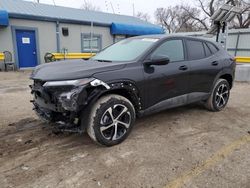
(30, 35, 235, 146)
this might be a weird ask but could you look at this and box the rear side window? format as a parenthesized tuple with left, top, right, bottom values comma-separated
(206, 42, 219, 54)
(203, 42, 212, 57)
(186, 40, 205, 60)
(151, 40, 184, 62)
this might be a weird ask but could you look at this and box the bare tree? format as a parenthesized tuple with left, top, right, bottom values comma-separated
(227, 0, 250, 28)
(181, 5, 209, 30)
(180, 0, 225, 30)
(155, 5, 206, 33)
(155, 0, 250, 33)
(136, 12, 151, 22)
(81, 0, 101, 11)
(192, 0, 250, 29)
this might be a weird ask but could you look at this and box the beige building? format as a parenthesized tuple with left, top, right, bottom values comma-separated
(0, 0, 163, 69)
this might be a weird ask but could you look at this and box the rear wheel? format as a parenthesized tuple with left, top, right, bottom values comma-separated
(87, 94, 136, 146)
(205, 79, 230, 111)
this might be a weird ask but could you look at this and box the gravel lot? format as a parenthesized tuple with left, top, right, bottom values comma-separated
(0, 71, 250, 188)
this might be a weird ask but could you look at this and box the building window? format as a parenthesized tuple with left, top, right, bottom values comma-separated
(81, 34, 102, 52)
(62, 27, 69, 36)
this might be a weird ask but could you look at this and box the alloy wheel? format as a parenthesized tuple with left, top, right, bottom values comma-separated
(215, 83, 229, 108)
(100, 104, 131, 141)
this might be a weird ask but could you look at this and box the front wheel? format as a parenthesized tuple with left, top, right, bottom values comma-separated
(87, 94, 136, 146)
(205, 79, 230, 111)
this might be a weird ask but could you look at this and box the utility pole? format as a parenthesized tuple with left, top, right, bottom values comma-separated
(90, 21, 93, 54)
(132, 3, 135, 16)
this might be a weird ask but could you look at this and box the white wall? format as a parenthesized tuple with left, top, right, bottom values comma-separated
(227, 28, 250, 56)
(0, 25, 13, 53)
(59, 23, 113, 52)
(0, 18, 114, 69)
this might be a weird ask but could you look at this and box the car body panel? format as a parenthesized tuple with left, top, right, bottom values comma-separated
(93, 62, 145, 108)
(187, 53, 223, 93)
(141, 92, 210, 116)
(143, 60, 190, 108)
(30, 59, 126, 81)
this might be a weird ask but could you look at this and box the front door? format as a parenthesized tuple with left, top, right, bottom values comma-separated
(143, 39, 190, 108)
(16, 29, 38, 68)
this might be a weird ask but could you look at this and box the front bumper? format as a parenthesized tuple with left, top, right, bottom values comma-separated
(30, 80, 87, 127)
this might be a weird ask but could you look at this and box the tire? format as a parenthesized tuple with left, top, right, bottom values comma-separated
(205, 79, 230, 112)
(87, 94, 136, 146)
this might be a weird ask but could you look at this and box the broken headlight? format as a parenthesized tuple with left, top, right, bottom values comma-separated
(58, 87, 85, 111)
(43, 78, 94, 111)
(43, 78, 110, 111)
(43, 78, 95, 87)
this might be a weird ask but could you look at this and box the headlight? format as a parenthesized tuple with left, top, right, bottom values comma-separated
(41, 78, 111, 112)
(43, 78, 95, 87)
(59, 87, 84, 111)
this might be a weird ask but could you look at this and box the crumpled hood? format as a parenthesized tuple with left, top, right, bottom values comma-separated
(30, 59, 126, 81)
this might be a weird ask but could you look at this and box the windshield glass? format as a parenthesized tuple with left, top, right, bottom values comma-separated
(92, 38, 159, 62)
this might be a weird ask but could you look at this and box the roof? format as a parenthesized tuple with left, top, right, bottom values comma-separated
(111, 23, 164, 35)
(133, 34, 219, 44)
(0, 0, 159, 28)
(0, 10, 9, 26)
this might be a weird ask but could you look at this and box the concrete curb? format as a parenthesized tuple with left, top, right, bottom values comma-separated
(235, 63, 250, 81)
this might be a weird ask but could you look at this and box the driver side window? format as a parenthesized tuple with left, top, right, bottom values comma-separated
(151, 40, 184, 62)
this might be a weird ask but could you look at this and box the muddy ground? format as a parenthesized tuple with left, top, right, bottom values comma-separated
(0, 71, 250, 188)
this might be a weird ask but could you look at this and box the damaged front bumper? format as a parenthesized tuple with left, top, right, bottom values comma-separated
(30, 78, 110, 132)
(30, 79, 89, 132)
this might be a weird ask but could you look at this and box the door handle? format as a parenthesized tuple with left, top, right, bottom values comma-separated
(211, 61, 218, 66)
(179, 65, 188, 71)
(33, 51, 36, 55)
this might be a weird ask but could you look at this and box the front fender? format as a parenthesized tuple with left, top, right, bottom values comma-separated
(79, 80, 142, 130)
(85, 80, 142, 110)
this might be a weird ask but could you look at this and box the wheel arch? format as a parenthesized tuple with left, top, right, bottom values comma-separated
(219, 74, 233, 89)
(211, 70, 234, 92)
(86, 80, 142, 114)
(99, 88, 140, 110)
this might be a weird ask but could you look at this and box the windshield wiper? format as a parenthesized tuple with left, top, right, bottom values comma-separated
(96, 59, 112, 62)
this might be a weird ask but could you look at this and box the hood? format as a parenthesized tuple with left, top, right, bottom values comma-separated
(30, 59, 126, 81)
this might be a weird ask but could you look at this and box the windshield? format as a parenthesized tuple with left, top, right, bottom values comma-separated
(92, 38, 159, 62)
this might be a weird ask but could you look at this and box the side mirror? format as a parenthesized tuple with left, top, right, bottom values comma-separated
(144, 55, 170, 66)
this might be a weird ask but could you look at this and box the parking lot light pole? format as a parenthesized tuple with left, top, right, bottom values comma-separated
(90, 21, 93, 54)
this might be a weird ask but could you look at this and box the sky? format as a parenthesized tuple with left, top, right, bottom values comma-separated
(26, 0, 193, 22)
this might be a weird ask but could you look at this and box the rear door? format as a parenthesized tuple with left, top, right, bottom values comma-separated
(185, 39, 222, 93)
(143, 38, 190, 108)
